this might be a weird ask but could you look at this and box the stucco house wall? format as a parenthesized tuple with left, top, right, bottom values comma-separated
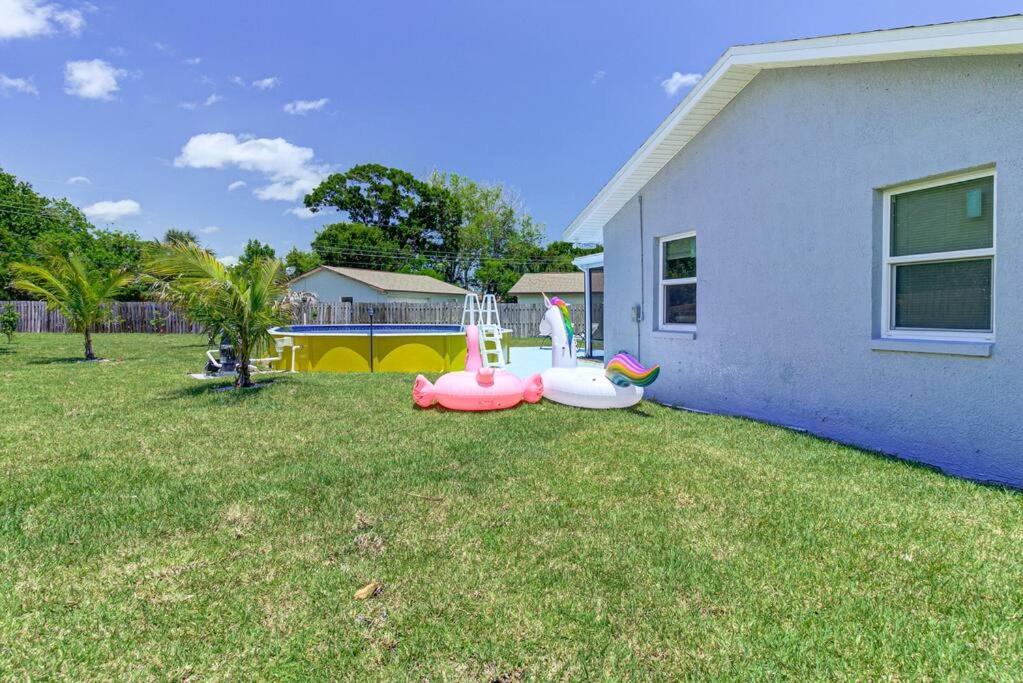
(603, 55, 1023, 487)
(289, 270, 465, 303)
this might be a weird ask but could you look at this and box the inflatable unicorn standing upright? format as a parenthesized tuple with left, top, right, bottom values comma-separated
(538, 294, 660, 409)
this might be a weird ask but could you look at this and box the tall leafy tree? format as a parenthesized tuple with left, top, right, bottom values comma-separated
(0, 167, 149, 300)
(147, 243, 290, 388)
(11, 251, 134, 360)
(283, 247, 322, 278)
(236, 239, 276, 275)
(0, 168, 92, 298)
(304, 163, 462, 276)
(427, 172, 544, 293)
(162, 229, 200, 246)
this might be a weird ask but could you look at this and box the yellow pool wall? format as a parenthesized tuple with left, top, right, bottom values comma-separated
(270, 330, 511, 373)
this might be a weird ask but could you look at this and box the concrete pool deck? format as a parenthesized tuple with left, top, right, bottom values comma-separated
(504, 346, 603, 379)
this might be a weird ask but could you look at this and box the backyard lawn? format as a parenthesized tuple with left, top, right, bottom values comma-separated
(1, 333, 1021, 679)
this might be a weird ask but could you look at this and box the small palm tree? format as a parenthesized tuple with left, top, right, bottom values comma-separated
(11, 252, 133, 360)
(147, 243, 290, 388)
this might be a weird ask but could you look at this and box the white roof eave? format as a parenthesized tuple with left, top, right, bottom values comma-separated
(562, 15, 1023, 244)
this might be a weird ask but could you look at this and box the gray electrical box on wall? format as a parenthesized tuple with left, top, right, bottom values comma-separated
(631, 304, 642, 322)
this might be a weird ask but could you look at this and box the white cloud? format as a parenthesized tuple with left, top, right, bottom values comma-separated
(199, 225, 220, 234)
(286, 206, 315, 219)
(227, 180, 246, 191)
(82, 199, 141, 222)
(0, 73, 37, 95)
(591, 69, 606, 84)
(64, 59, 126, 100)
(660, 71, 701, 96)
(219, 255, 238, 267)
(179, 92, 222, 110)
(174, 132, 327, 202)
(251, 76, 279, 90)
(107, 46, 126, 56)
(152, 41, 169, 52)
(67, 175, 91, 184)
(283, 97, 328, 115)
(182, 56, 201, 66)
(230, 75, 245, 87)
(0, 0, 84, 40)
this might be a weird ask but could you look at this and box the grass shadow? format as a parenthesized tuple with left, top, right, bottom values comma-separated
(26, 356, 90, 365)
(162, 375, 294, 400)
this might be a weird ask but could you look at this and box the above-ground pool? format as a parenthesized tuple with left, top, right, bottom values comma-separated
(268, 324, 511, 373)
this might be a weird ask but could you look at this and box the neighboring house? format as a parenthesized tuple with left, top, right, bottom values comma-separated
(507, 272, 585, 307)
(288, 266, 471, 303)
(562, 16, 1023, 487)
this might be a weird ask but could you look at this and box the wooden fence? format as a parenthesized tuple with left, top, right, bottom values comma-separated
(1, 300, 583, 338)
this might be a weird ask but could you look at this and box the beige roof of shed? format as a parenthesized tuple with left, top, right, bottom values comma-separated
(292, 266, 471, 295)
(508, 272, 584, 295)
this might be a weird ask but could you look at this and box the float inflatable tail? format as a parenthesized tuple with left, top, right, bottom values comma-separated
(413, 374, 437, 407)
(522, 373, 544, 403)
(605, 352, 660, 388)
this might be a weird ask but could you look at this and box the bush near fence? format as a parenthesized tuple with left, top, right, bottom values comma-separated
(1, 301, 584, 338)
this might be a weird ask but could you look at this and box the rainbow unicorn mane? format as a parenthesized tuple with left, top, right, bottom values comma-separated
(605, 352, 660, 388)
(549, 296, 574, 343)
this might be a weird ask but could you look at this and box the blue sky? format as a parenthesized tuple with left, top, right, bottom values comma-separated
(3, 0, 1021, 262)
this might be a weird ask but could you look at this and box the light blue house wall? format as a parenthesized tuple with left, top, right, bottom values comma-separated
(602, 55, 1023, 487)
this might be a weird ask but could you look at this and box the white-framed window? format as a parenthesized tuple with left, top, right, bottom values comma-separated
(658, 231, 697, 330)
(881, 168, 995, 341)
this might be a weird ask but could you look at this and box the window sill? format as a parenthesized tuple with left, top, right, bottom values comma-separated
(651, 330, 696, 341)
(870, 337, 992, 357)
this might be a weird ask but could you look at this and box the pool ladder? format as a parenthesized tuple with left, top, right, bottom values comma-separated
(461, 293, 506, 369)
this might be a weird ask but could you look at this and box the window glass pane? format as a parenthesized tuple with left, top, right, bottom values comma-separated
(664, 283, 696, 325)
(663, 236, 696, 279)
(891, 176, 993, 256)
(894, 259, 992, 331)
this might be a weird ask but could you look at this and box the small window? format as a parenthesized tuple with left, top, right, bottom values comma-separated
(882, 170, 995, 340)
(341, 296, 354, 304)
(659, 232, 696, 329)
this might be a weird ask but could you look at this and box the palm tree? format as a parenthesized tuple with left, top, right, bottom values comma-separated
(11, 252, 133, 360)
(147, 243, 290, 388)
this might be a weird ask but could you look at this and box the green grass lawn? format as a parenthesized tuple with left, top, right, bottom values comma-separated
(1, 334, 1021, 679)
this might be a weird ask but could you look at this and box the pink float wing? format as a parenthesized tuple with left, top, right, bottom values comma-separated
(412, 374, 436, 407)
(522, 373, 544, 403)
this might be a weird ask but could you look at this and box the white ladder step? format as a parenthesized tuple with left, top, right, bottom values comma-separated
(479, 323, 505, 369)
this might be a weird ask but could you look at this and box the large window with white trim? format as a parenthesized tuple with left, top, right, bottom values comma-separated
(882, 170, 995, 341)
(659, 232, 696, 328)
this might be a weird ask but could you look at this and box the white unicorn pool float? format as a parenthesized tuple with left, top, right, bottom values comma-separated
(538, 294, 660, 409)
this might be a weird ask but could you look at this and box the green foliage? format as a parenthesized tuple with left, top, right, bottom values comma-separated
(305, 164, 462, 278)
(236, 239, 277, 276)
(0, 305, 18, 343)
(146, 243, 290, 388)
(10, 249, 134, 359)
(162, 229, 200, 246)
(0, 167, 149, 300)
(283, 248, 322, 278)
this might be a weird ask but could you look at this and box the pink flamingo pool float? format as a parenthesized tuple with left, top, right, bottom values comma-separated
(413, 325, 543, 411)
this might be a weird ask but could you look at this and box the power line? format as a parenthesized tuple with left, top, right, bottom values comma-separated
(1, 200, 598, 268)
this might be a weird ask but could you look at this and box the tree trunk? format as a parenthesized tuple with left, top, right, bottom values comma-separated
(84, 329, 95, 360)
(235, 354, 252, 388)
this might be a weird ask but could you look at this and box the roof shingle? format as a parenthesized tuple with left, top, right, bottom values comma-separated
(508, 272, 584, 295)
(293, 266, 471, 295)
